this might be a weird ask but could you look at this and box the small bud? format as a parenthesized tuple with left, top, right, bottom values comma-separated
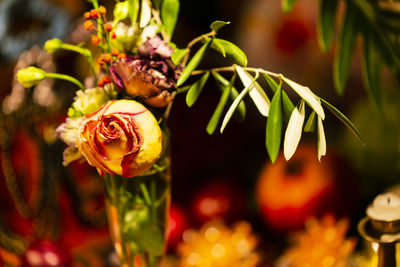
(113, 1, 129, 22)
(84, 11, 91, 19)
(91, 36, 101, 45)
(98, 5, 107, 15)
(111, 48, 119, 57)
(111, 32, 117, 39)
(44, 38, 63, 53)
(117, 53, 127, 59)
(102, 53, 112, 63)
(90, 9, 99, 19)
(97, 58, 105, 65)
(97, 76, 111, 87)
(84, 20, 94, 31)
(17, 66, 46, 88)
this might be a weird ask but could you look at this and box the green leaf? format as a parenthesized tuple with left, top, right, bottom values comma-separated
(212, 71, 246, 120)
(206, 38, 247, 66)
(266, 85, 283, 163)
(138, 225, 164, 255)
(128, 0, 139, 25)
(235, 65, 270, 117)
(152, 0, 162, 10)
(281, 76, 325, 119)
(317, 0, 339, 51)
(161, 0, 180, 39)
(210, 20, 230, 33)
(139, 0, 151, 28)
(333, 3, 359, 95)
(361, 30, 382, 108)
(186, 72, 209, 107)
(221, 75, 258, 133)
(317, 116, 326, 161)
(304, 111, 316, 132)
(263, 74, 294, 119)
(282, 0, 297, 13)
(177, 39, 212, 87)
(171, 48, 189, 65)
(320, 98, 363, 144)
(207, 74, 236, 135)
(284, 100, 305, 160)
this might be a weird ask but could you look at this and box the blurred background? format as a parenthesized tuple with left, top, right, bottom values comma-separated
(1, 0, 400, 266)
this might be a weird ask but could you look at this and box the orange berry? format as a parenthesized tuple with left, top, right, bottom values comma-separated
(83, 20, 94, 31)
(84, 11, 91, 19)
(91, 36, 101, 45)
(111, 48, 119, 56)
(98, 76, 111, 87)
(97, 58, 105, 65)
(98, 5, 107, 15)
(111, 32, 117, 39)
(105, 23, 113, 32)
(117, 53, 127, 59)
(98, 80, 104, 87)
(90, 9, 99, 19)
(102, 53, 112, 63)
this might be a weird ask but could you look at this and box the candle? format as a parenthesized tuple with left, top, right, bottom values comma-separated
(366, 192, 400, 221)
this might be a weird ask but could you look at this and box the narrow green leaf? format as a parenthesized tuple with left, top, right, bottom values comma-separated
(284, 100, 305, 160)
(177, 39, 212, 87)
(317, 116, 326, 161)
(221, 75, 258, 133)
(320, 98, 363, 144)
(235, 65, 270, 117)
(139, 0, 151, 28)
(282, 0, 297, 13)
(171, 48, 189, 65)
(282, 76, 325, 119)
(317, 0, 339, 51)
(207, 74, 236, 135)
(210, 20, 230, 33)
(266, 85, 283, 162)
(128, 0, 139, 25)
(361, 30, 382, 108)
(152, 0, 162, 10)
(161, 0, 180, 39)
(263, 74, 294, 119)
(206, 38, 247, 66)
(334, 3, 359, 95)
(304, 111, 316, 133)
(186, 72, 209, 107)
(212, 71, 246, 120)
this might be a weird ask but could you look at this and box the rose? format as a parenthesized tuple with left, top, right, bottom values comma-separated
(78, 100, 162, 178)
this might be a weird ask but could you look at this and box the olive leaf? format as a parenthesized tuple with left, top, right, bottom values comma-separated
(319, 98, 363, 144)
(207, 74, 236, 135)
(333, 3, 359, 95)
(263, 74, 294, 119)
(177, 38, 213, 87)
(362, 30, 382, 108)
(139, 0, 151, 28)
(161, 0, 180, 39)
(266, 85, 283, 163)
(317, 116, 326, 162)
(186, 72, 209, 107)
(304, 111, 316, 133)
(235, 65, 270, 117)
(284, 100, 305, 160)
(281, 76, 325, 119)
(205, 38, 248, 66)
(212, 71, 246, 120)
(210, 20, 230, 33)
(171, 48, 189, 65)
(317, 0, 339, 51)
(221, 75, 258, 133)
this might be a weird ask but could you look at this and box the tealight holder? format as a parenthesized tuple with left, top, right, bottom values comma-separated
(358, 192, 400, 267)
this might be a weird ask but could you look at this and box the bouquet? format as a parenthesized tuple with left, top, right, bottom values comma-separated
(15, 0, 360, 265)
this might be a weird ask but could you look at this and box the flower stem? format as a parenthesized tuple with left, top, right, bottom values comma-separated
(44, 73, 85, 89)
(191, 65, 282, 79)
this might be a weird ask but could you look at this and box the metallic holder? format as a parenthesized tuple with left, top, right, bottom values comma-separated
(358, 193, 400, 267)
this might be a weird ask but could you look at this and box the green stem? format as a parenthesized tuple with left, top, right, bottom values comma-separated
(140, 183, 152, 205)
(44, 73, 85, 89)
(191, 65, 281, 78)
(60, 44, 97, 83)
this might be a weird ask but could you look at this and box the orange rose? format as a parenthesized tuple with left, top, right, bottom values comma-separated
(78, 100, 162, 178)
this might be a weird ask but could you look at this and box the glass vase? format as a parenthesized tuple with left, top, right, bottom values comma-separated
(104, 131, 170, 267)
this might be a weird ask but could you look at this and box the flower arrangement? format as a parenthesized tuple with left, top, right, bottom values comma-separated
(14, 0, 361, 265)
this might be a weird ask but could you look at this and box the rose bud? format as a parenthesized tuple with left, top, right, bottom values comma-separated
(109, 36, 179, 108)
(77, 100, 162, 178)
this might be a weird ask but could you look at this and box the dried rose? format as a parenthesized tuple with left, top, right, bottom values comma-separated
(110, 36, 179, 108)
(77, 100, 162, 178)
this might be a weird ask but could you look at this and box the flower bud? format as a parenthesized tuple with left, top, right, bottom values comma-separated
(113, 1, 129, 22)
(44, 38, 63, 53)
(17, 66, 46, 88)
